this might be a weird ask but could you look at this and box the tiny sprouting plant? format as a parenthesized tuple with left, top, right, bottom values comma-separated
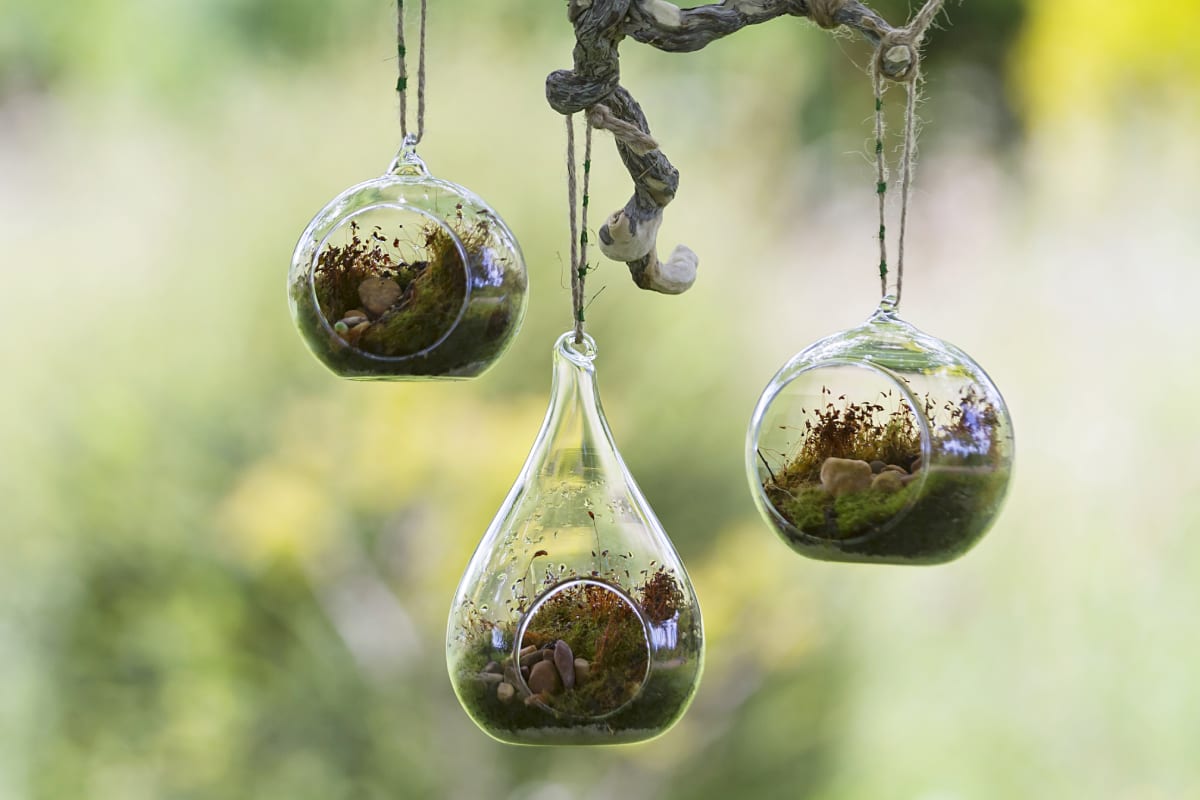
(768, 386, 923, 488)
(639, 565, 685, 624)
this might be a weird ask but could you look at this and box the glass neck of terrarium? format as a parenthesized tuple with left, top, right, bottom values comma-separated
(387, 135, 427, 177)
(873, 289, 901, 320)
(536, 345, 615, 481)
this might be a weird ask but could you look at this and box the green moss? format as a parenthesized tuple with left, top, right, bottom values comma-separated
(778, 484, 829, 531)
(294, 217, 522, 379)
(354, 225, 467, 357)
(774, 469, 1007, 565)
(522, 582, 648, 717)
(833, 482, 916, 532)
(452, 633, 699, 746)
(450, 571, 700, 745)
(763, 387, 1008, 564)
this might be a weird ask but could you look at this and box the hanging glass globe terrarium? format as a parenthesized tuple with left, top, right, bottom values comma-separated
(288, 146, 527, 380)
(447, 332, 704, 745)
(747, 28, 1014, 566)
(747, 297, 1014, 564)
(287, 0, 527, 380)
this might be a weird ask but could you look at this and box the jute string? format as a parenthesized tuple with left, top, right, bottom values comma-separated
(871, 0, 944, 308)
(396, 0, 427, 145)
(566, 115, 594, 344)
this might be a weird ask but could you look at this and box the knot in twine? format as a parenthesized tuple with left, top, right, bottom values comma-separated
(807, 0, 848, 30)
(586, 103, 659, 155)
(874, 0, 945, 83)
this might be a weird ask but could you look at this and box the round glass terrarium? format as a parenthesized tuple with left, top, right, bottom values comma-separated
(447, 332, 704, 745)
(747, 298, 1014, 565)
(289, 146, 527, 379)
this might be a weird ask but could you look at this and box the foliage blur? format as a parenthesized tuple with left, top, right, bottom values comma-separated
(2, 1, 1199, 798)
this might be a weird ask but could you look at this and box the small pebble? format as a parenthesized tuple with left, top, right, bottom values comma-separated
(872, 470, 905, 494)
(883, 464, 907, 475)
(333, 320, 349, 335)
(346, 321, 370, 345)
(869, 460, 886, 474)
(519, 648, 543, 668)
(574, 658, 590, 683)
(483, 661, 501, 675)
(520, 665, 530, 681)
(497, 681, 515, 703)
(478, 672, 502, 684)
(554, 640, 576, 690)
(528, 660, 562, 695)
(820, 457, 873, 496)
(341, 313, 368, 327)
(358, 276, 403, 315)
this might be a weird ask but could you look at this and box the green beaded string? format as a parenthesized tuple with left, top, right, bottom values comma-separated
(873, 69, 890, 297)
(566, 117, 594, 341)
(396, 0, 426, 145)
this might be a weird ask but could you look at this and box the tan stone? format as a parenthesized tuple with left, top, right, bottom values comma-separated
(358, 277, 402, 315)
(872, 470, 905, 494)
(554, 640, 576, 690)
(820, 457, 873, 496)
(528, 660, 562, 695)
(345, 321, 370, 345)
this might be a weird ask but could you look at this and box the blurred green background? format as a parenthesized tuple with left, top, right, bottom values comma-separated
(3, 1, 1199, 797)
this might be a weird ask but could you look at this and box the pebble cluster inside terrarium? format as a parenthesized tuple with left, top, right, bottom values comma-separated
(454, 563, 695, 740)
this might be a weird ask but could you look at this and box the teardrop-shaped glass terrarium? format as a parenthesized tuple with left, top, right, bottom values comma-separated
(288, 144, 527, 380)
(447, 332, 704, 745)
(747, 298, 1014, 565)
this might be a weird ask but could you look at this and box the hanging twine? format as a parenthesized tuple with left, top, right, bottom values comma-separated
(871, 0, 944, 308)
(396, 0, 427, 145)
(566, 115, 594, 344)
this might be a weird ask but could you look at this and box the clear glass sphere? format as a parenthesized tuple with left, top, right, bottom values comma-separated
(747, 300, 1015, 565)
(288, 148, 527, 380)
(447, 333, 704, 745)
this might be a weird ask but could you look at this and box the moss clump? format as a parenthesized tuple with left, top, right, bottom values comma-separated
(453, 657, 698, 746)
(763, 387, 1007, 564)
(451, 569, 699, 745)
(294, 215, 522, 379)
(523, 582, 648, 717)
(313, 219, 471, 357)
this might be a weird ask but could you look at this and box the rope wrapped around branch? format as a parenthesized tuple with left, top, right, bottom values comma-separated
(545, 0, 915, 295)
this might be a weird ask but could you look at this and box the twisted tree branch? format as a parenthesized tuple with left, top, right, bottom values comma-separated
(546, 0, 918, 295)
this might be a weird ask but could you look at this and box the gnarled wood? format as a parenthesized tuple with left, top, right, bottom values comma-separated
(546, 0, 911, 295)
